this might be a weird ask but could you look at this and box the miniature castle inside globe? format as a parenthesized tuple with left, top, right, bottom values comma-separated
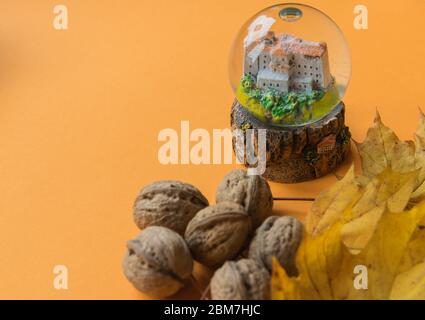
(244, 31, 331, 94)
(230, 4, 350, 127)
(229, 3, 352, 183)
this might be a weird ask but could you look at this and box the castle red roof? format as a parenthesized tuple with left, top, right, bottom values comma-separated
(247, 32, 327, 58)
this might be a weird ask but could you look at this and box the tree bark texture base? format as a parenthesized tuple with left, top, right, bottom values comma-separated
(231, 100, 351, 184)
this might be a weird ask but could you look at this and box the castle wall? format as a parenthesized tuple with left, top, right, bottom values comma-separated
(244, 50, 259, 76)
(257, 70, 289, 93)
(320, 50, 332, 88)
(259, 53, 271, 71)
(291, 76, 313, 92)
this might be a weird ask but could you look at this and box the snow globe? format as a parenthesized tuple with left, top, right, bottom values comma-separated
(229, 3, 351, 183)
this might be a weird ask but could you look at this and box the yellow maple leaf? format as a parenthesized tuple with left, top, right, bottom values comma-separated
(273, 111, 425, 300)
(356, 112, 415, 178)
(272, 221, 344, 300)
(411, 109, 425, 202)
(390, 261, 425, 300)
(354, 110, 425, 203)
(416, 108, 425, 146)
(307, 166, 418, 254)
(341, 168, 418, 254)
(397, 226, 425, 273)
(306, 165, 362, 236)
(272, 203, 425, 300)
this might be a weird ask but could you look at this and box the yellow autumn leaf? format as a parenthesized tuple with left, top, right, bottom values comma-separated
(397, 226, 425, 273)
(353, 168, 417, 215)
(340, 204, 385, 255)
(308, 166, 417, 253)
(306, 165, 362, 236)
(272, 222, 343, 300)
(273, 202, 425, 300)
(355, 109, 425, 204)
(411, 109, 425, 201)
(344, 206, 425, 299)
(356, 112, 415, 178)
(416, 108, 425, 145)
(390, 261, 425, 300)
(273, 111, 425, 300)
(341, 168, 418, 253)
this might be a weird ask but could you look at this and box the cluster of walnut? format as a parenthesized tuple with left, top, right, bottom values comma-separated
(122, 169, 304, 300)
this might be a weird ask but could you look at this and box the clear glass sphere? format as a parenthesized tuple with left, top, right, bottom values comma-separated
(229, 3, 351, 126)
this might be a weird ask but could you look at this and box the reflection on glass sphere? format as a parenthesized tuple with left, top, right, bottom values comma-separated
(229, 3, 351, 126)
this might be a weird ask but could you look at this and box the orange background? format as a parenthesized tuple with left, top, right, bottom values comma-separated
(0, 0, 424, 299)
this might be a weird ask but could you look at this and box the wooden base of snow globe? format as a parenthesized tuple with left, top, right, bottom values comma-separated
(231, 100, 351, 183)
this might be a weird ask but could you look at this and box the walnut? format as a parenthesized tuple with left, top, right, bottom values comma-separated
(122, 226, 193, 298)
(133, 180, 208, 235)
(248, 216, 303, 276)
(216, 169, 273, 228)
(184, 202, 251, 268)
(210, 259, 270, 300)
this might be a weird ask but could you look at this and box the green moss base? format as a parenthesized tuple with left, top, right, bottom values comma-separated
(236, 76, 340, 126)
